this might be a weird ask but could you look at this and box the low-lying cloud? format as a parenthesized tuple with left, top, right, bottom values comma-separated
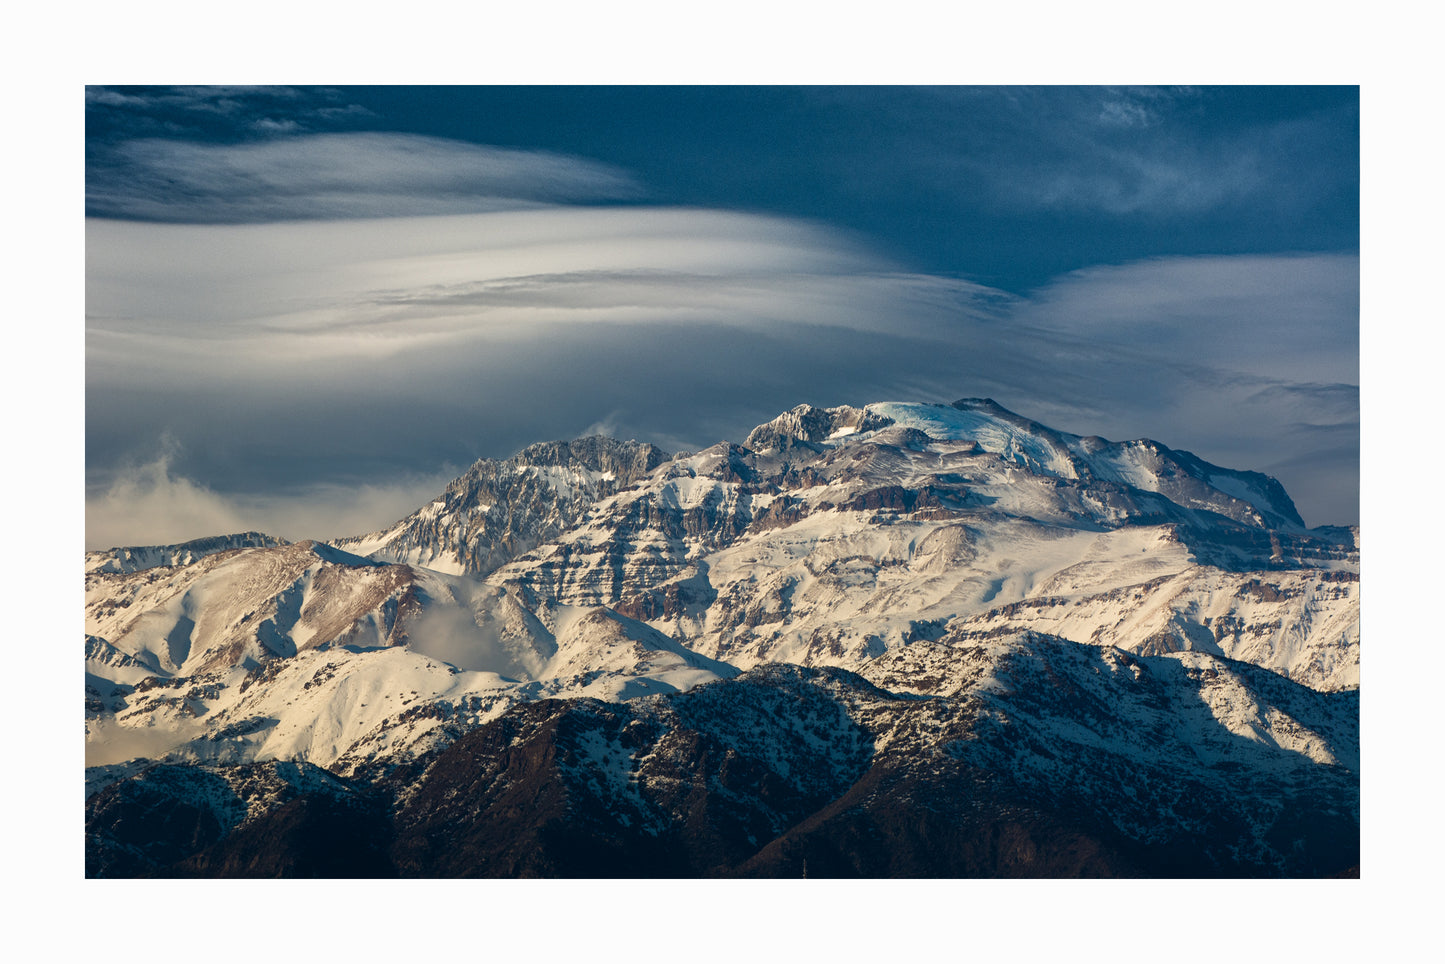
(86, 443, 459, 550)
(404, 603, 536, 680)
(86, 440, 248, 550)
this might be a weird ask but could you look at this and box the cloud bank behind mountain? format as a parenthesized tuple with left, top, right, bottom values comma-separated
(86, 205, 1357, 547)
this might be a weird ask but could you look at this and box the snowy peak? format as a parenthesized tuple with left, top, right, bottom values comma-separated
(947, 397, 1303, 529)
(470, 395, 1356, 696)
(338, 396, 1313, 590)
(863, 399, 1086, 479)
(731, 397, 1310, 536)
(827, 398, 1304, 530)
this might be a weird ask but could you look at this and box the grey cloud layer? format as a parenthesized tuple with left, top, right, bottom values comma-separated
(86, 132, 642, 222)
(86, 209, 1358, 548)
(87, 203, 1352, 554)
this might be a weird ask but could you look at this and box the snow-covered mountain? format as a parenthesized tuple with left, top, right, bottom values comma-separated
(84, 397, 1360, 877)
(487, 399, 1358, 690)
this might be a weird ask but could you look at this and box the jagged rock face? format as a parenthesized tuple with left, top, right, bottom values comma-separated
(336, 436, 668, 577)
(83, 397, 1361, 877)
(499, 447, 757, 608)
(488, 401, 1358, 691)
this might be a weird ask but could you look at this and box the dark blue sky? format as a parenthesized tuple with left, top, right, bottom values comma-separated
(85, 86, 1360, 545)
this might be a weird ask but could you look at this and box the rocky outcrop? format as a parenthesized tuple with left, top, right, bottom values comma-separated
(335, 437, 669, 577)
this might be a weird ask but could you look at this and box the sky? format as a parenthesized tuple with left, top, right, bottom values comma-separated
(84, 85, 1360, 547)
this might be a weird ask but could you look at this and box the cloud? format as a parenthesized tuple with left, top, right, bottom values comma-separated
(86, 85, 372, 124)
(86, 132, 643, 222)
(86, 439, 249, 550)
(85, 441, 459, 551)
(87, 209, 1358, 541)
(84, 207, 894, 350)
(85, 86, 378, 150)
(1014, 253, 1359, 383)
(1247, 382, 1360, 424)
(88, 85, 304, 113)
(404, 603, 533, 679)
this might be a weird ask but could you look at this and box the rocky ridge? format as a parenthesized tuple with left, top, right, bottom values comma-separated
(85, 531, 288, 575)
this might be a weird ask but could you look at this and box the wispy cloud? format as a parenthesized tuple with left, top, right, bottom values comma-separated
(1097, 100, 1156, 129)
(86, 132, 643, 222)
(87, 85, 306, 113)
(1014, 253, 1359, 383)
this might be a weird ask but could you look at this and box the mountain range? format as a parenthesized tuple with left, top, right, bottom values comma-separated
(84, 398, 1360, 877)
